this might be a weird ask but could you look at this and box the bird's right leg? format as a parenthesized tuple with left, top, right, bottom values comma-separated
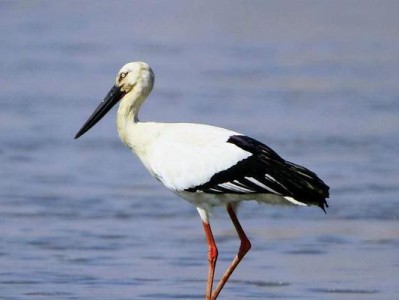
(198, 208, 218, 300)
(202, 221, 218, 300)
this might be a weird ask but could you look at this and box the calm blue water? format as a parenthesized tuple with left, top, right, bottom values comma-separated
(1, 1, 398, 299)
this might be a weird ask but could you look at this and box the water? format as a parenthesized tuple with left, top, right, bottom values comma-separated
(1, 1, 399, 299)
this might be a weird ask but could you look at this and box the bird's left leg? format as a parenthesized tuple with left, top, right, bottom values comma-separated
(211, 203, 251, 299)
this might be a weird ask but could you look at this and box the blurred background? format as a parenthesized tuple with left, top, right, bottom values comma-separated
(0, 1, 398, 299)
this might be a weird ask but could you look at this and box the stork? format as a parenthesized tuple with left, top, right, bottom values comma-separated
(75, 62, 329, 300)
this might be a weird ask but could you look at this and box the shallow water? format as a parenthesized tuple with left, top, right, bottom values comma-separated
(1, 1, 399, 299)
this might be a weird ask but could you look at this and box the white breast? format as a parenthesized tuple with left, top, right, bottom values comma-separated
(129, 123, 252, 191)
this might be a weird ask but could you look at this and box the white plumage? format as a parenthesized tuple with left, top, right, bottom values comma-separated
(137, 124, 250, 192)
(75, 62, 329, 300)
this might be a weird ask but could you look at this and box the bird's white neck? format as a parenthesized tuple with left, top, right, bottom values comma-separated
(116, 89, 146, 146)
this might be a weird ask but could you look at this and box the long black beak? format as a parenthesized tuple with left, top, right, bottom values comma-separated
(74, 85, 125, 139)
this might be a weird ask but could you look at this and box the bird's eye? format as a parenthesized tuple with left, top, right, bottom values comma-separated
(119, 72, 128, 80)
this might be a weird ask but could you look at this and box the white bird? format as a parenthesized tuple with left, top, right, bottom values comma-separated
(75, 62, 329, 300)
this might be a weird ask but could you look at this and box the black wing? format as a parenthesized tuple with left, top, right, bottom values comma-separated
(185, 135, 329, 211)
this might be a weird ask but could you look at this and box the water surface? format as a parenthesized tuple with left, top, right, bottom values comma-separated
(1, 1, 398, 299)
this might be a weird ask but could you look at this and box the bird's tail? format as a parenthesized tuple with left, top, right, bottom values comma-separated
(284, 161, 330, 212)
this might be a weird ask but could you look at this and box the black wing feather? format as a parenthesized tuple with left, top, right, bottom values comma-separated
(186, 135, 329, 210)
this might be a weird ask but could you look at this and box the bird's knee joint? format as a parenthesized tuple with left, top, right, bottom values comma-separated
(238, 239, 251, 257)
(208, 246, 218, 263)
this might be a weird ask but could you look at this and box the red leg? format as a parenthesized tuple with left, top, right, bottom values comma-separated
(202, 221, 218, 300)
(211, 204, 251, 299)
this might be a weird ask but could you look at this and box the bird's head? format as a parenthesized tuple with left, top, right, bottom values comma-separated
(74, 62, 154, 139)
(116, 62, 154, 96)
